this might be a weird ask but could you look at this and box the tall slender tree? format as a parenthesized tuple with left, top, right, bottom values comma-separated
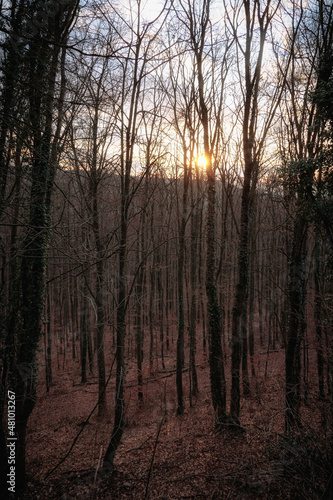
(0, 0, 79, 493)
(278, 0, 333, 430)
(103, 0, 169, 470)
(175, 0, 230, 425)
(226, 0, 291, 424)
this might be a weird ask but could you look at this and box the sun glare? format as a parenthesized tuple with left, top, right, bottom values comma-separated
(197, 155, 207, 168)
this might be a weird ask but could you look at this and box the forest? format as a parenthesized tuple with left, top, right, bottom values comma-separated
(0, 0, 332, 498)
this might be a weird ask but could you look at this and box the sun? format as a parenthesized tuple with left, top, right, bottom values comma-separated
(197, 155, 207, 168)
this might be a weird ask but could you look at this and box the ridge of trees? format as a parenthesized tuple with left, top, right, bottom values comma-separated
(0, 0, 332, 496)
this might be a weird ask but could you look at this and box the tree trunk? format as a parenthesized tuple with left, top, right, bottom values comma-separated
(241, 307, 251, 396)
(103, 216, 127, 470)
(189, 174, 199, 396)
(198, 46, 226, 425)
(314, 239, 325, 399)
(285, 213, 307, 431)
(135, 228, 144, 402)
(248, 236, 256, 377)
(93, 203, 106, 415)
(45, 284, 52, 391)
(80, 274, 89, 384)
(176, 152, 189, 415)
(11, 7, 75, 489)
(230, 163, 253, 423)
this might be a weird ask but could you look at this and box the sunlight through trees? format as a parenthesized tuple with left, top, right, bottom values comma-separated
(0, 0, 332, 498)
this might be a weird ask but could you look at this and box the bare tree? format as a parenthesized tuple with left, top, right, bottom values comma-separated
(174, 0, 232, 426)
(226, 0, 289, 424)
(69, 46, 118, 414)
(102, 0, 169, 471)
(0, 0, 79, 493)
(277, 0, 333, 430)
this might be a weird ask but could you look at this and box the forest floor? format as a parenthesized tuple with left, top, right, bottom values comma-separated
(20, 333, 332, 500)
